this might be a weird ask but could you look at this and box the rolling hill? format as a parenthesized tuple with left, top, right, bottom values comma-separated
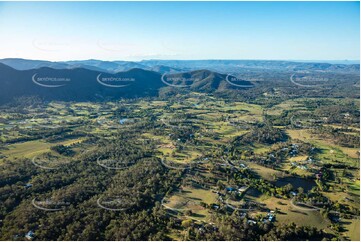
(0, 64, 255, 104)
(0, 64, 163, 104)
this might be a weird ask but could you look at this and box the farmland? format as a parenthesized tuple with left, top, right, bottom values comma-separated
(0, 91, 359, 241)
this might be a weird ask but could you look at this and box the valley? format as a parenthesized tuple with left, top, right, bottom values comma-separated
(0, 83, 359, 240)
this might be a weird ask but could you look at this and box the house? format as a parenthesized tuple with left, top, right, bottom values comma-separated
(298, 165, 308, 170)
(239, 163, 247, 169)
(262, 212, 275, 222)
(212, 204, 220, 209)
(331, 215, 340, 223)
(268, 214, 275, 222)
(290, 191, 297, 196)
(24, 183, 32, 189)
(25, 230, 34, 240)
(238, 186, 248, 192)
(97, 119, 105, 125)
(226, 187, 235, 192)
(119, 118, 128, 124)
(289, 150, 297, 156)
(247, 220, 257, 225)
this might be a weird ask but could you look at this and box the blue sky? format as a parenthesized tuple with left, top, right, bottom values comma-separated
(0, 1, 359, 61)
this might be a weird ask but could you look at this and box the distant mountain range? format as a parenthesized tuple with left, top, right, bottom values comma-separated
(0, 63, 161, 104)
(0, 58, 359, 74)
(0, 58, 186, 74)
(0, 62, 255, 104)
(0, 58, 359, 104)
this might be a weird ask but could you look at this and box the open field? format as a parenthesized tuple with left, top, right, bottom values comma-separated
(163, 186, 218, 222)
(2, 138, 84, 159)
(286, 129, 358, 166)
(343, 219, 360, 241)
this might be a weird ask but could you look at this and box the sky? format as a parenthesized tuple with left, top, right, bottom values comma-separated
(0, 1, 359, 61)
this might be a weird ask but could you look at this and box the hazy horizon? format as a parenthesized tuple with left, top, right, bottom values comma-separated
(0, 57, 359, 65)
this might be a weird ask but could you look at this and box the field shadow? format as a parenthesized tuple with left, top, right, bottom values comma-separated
(190, 213, 206, 218)
(289, 209, 308, 215)
(186, 197, 202, 201)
